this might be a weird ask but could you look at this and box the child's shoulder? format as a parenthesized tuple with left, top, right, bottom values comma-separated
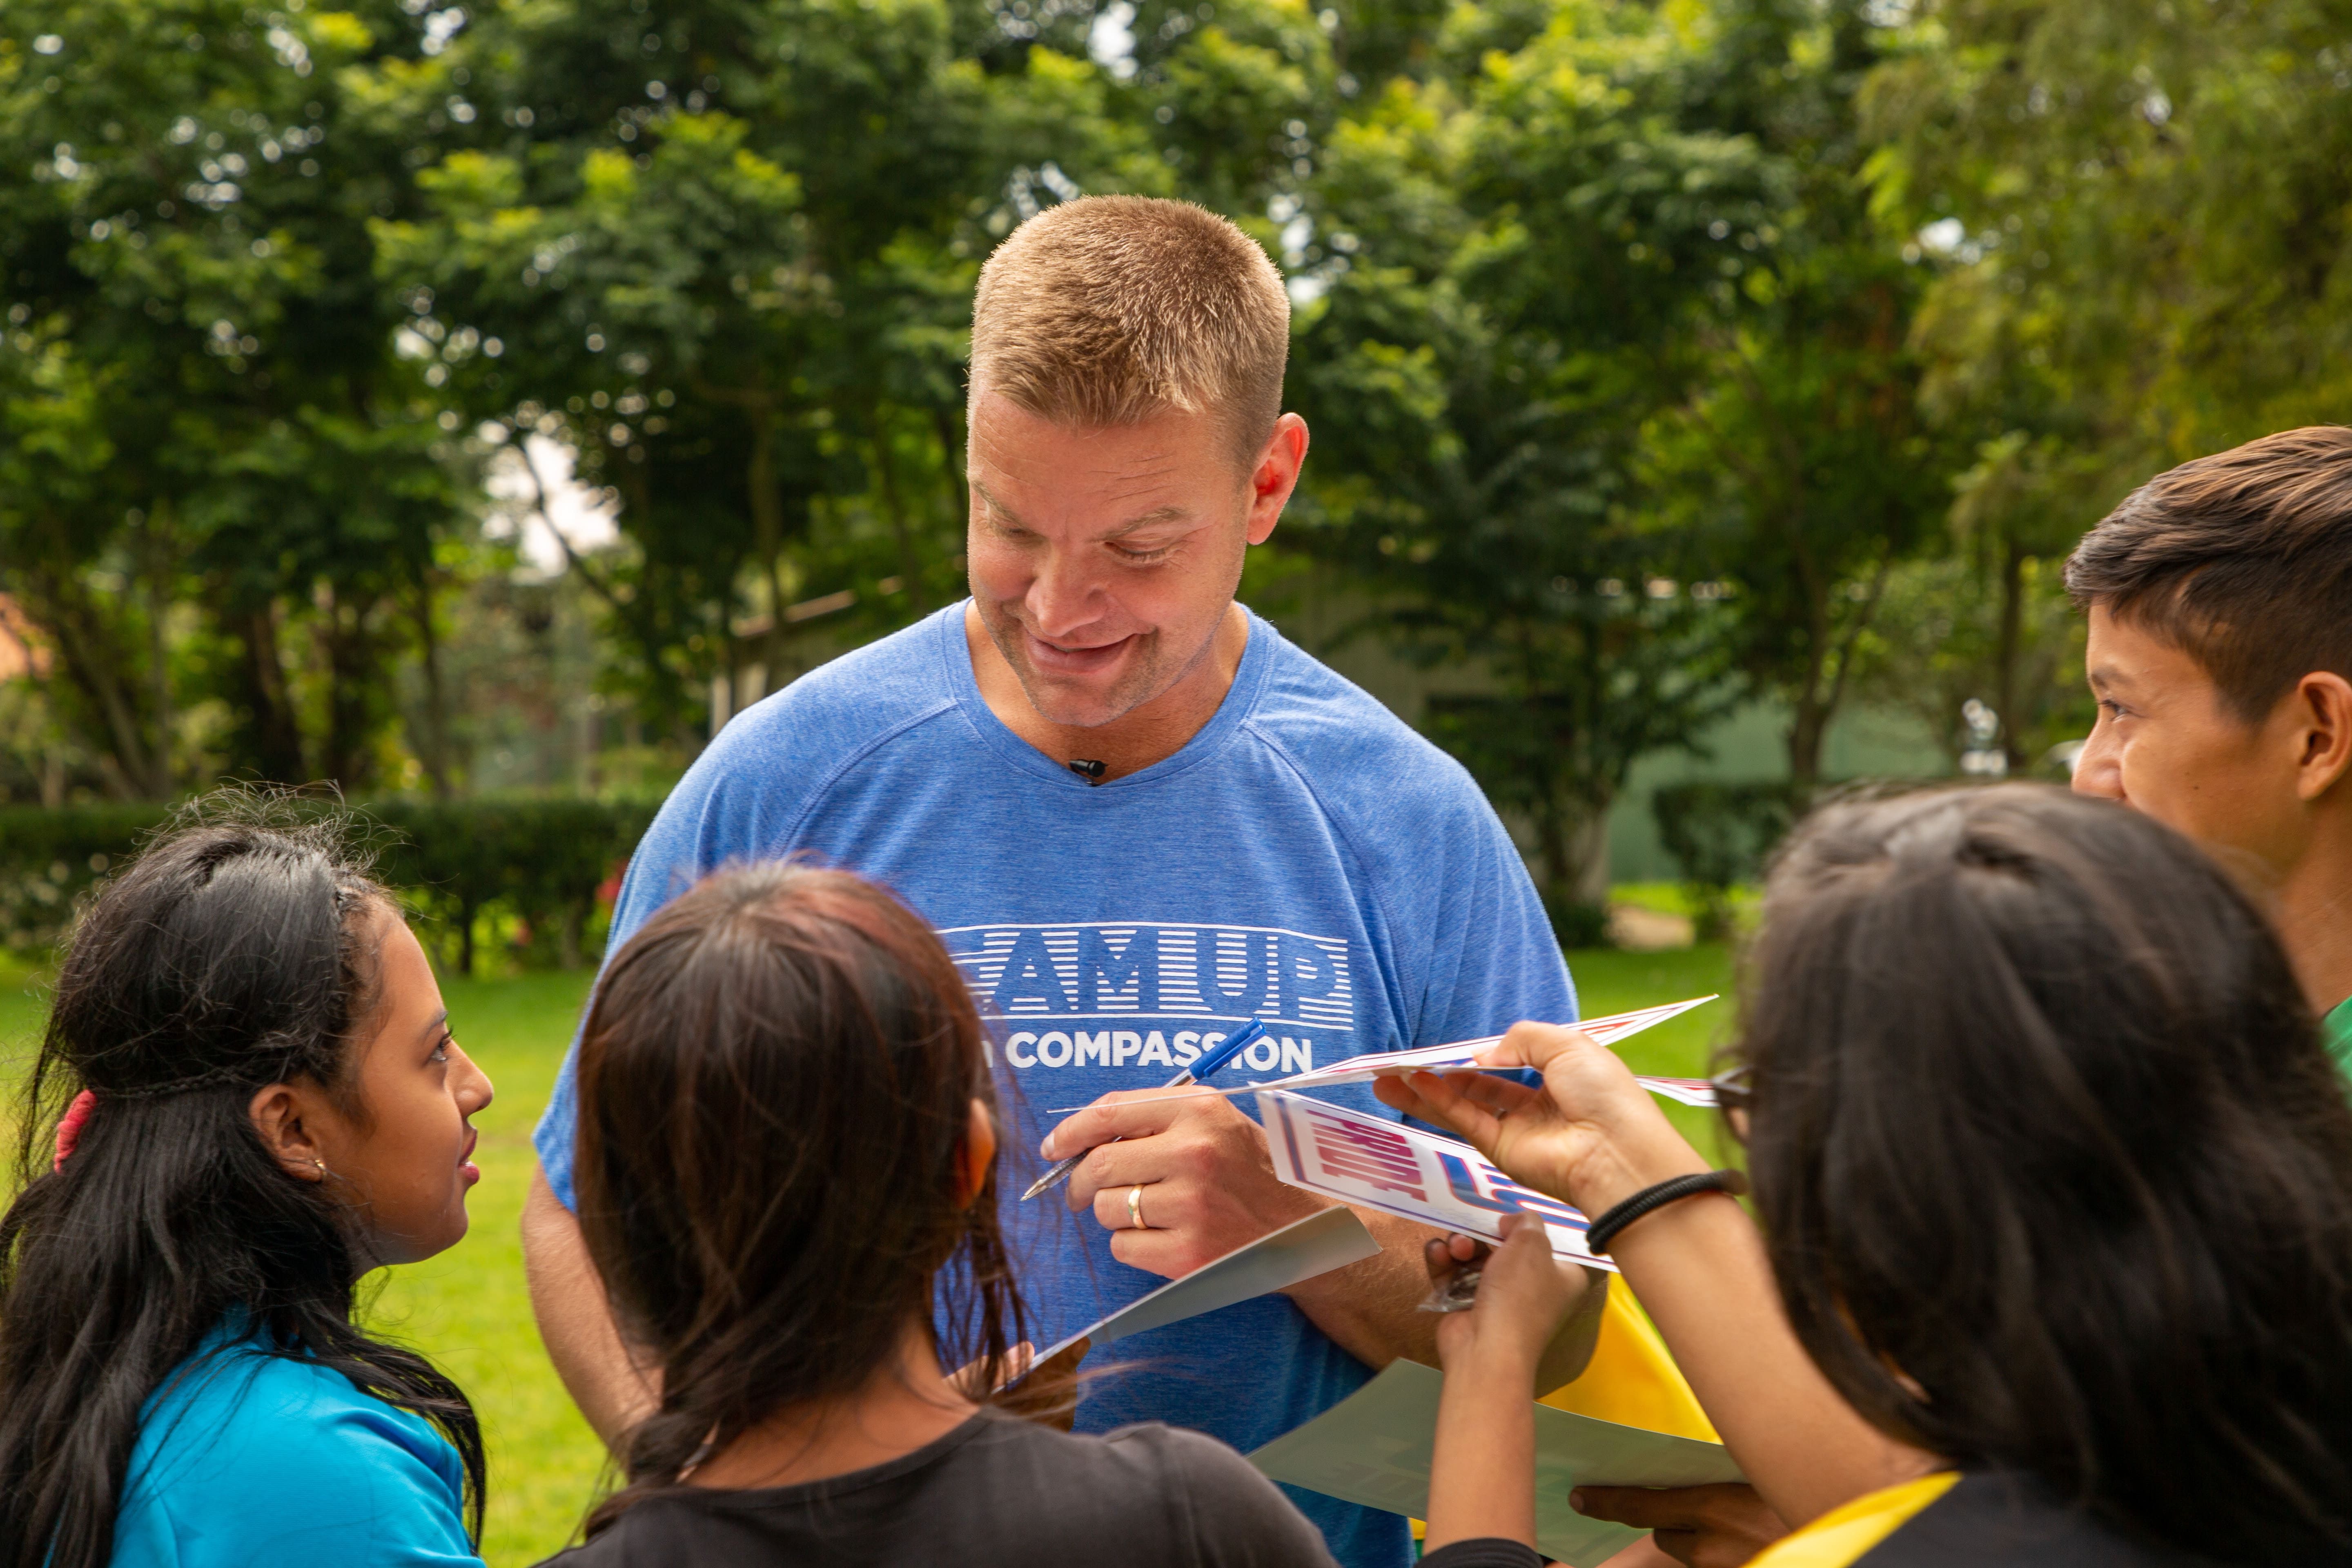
(120, 1337, 476, 1563)
(996, 1417, 1342, 1561)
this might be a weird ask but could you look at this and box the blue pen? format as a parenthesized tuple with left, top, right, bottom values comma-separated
(1018, 1019, 1269, 1201)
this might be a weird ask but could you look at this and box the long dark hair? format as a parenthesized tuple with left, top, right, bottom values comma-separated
(0, 794, 487, 1568)
(574, 861, 1029, 1532)
(1735, 783, 2352, 1561)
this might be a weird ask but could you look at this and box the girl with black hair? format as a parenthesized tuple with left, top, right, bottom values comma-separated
(538, 859, 1575, 1568)
(0, 797, 495, 1568)
(1381, 783, 2352, 1566)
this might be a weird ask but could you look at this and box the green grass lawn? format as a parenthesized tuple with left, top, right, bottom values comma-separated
(0, 942, 1737, 1565)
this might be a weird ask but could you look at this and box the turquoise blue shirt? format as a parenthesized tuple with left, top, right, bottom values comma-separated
(112, 1320, 482, 1568)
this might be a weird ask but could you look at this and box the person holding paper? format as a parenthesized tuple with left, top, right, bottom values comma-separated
(521, 194, 1601, 1568)
(1577, 425, 2352, 1568)
(1381, 785, 2352, 1566)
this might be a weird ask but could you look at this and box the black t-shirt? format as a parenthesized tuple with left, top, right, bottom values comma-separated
(1858, 1472, 2204, 1567)
(536, 1412, 1344, 1567)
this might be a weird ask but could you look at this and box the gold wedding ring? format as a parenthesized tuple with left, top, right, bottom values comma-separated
(1127, 1183, 1148, 1230)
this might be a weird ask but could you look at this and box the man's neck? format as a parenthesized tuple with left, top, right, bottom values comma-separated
(965, 602, 1250, 781)
(2278, 815, 2352, 1018)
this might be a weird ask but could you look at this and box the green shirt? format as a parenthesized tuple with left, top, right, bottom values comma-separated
(2330, 997, 2352, 1080)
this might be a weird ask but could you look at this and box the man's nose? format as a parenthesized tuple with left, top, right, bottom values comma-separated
(2071, 723, 2123, 799)
(1025, 548, 1104, 638)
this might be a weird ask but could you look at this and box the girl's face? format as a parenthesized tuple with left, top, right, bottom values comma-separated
(254, 909, 494, 1267)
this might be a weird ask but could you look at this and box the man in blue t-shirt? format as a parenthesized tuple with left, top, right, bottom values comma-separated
(522, 195, 1592, 1568)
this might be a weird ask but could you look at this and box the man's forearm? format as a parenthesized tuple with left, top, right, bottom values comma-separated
(1283, 1208, 1606, 1387)
(521, 1165, 659, 1446)
(1282, 1207, 1448, 1367)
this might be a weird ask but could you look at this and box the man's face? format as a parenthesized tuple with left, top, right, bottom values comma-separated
(965, 391, 1281, 728)
(2075, 604, 2307, 869)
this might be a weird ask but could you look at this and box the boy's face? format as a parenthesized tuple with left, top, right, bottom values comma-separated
(2075, 605, 2310, 871)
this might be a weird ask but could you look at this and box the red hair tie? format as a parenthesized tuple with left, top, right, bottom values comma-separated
(53, 1090, 97, 1172)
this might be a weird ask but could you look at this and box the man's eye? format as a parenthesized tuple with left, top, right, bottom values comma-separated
(1116, 543, 1174, 564)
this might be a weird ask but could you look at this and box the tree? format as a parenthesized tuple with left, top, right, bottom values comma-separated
(1286, 0, 1758, 920)
(0, 0, 464, 794)
(1633, 0, 1960, 788)
(385, 0, 1344, 749)
(1860, 0, 2352, 749)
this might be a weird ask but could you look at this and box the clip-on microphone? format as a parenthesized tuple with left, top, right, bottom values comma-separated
(1066, 759, 1107, 786)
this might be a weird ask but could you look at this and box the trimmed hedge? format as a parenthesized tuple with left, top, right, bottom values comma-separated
(0, 800, 657, 974)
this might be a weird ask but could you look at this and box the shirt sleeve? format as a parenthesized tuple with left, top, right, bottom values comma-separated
(1404, 783, 1580, 1047)
(531, 768, 731, 1209)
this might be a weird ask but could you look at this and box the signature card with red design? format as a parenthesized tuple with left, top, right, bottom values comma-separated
(1255, 1090, 1618, 1273)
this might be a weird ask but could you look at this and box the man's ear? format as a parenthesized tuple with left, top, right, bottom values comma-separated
(248, 1082, 329, 1183)
(1243, 413, 1308, 546)
(2292, 672, 2352, 801)
(956, 1097, 999, 1209)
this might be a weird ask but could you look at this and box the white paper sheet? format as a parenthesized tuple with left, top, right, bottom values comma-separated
(1034, 1205, 1381, 1364)
(1258, 1089, 1620, 1272)
(1250, 1359, 1744, 1567)
(1049, 996, 1717, 1112)
(1635, 1075, 1719, 1107)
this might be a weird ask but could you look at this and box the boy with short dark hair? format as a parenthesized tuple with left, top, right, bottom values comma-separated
(2066, 425, 2352, 1069)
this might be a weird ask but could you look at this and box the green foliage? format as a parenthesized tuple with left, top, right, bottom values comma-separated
(368, 797, 655, 975)
(1854, 0, 2352, 750)
(1651, 778, 1799, 939)
(4, 0, 2342, 857)
(0, 0, 465, 795)
(0, 802, 176, 949)
(1288, 0, 1954, 906)
(0, 799, 653, 971)
(1850, 549, 2092, 773)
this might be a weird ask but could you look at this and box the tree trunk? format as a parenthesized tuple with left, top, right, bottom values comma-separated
(140, 505, 176, 796)
(406, 570, 456, 799)
(873, 416, 929, 614)
(30, 564, 167, 797)
(235, 602, 307, 784)
(1570, 809, 1612, 907)
(741, 401, 793, 686)
(560, 898, 586, 971)
(318, 585, 385, 791)
(1993, 535, 2027, 768)
(1785, 697, 1829, 791)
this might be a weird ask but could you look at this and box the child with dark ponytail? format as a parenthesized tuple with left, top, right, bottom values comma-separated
(0, 795, 495, 1568)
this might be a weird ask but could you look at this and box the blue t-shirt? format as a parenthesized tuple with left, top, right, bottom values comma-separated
(534, 602, 1577, 1568)
(114, 1319, 480, 1567)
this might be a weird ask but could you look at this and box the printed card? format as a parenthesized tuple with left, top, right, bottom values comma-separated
(1256, 1090, 1619, 1273)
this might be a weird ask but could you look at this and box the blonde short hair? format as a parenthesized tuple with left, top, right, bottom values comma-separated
(971, 196, 1291, 465)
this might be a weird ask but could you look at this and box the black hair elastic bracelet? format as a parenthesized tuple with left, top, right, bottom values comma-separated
(1584, 1169, 1749, 1256)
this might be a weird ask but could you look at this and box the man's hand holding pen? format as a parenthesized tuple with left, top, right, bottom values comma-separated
(1045, 1089, 1333, 1278)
